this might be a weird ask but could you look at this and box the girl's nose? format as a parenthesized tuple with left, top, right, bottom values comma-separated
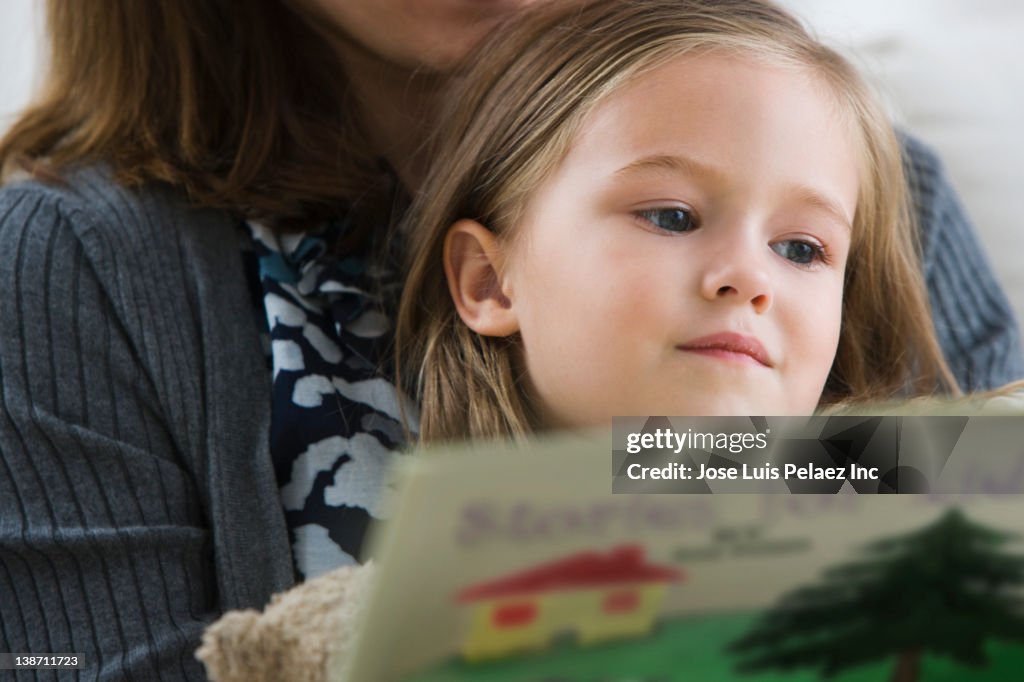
(699, 245, 774, 314)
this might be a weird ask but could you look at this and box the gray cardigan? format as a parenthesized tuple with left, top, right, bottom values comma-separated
(0, 140, 1022, 680)
(0, 168, 292, 680)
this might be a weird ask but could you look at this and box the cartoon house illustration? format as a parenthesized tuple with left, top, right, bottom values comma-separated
(454, 544, 683, 661)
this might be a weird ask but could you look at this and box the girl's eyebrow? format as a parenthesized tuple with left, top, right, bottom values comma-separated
(614, 153, 853, 231)
(786, 185, 854, 232)
(614, 153, 729, 185)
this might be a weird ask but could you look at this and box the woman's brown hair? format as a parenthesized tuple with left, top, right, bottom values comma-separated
(395, 0, 958, 444)
(0, 0, 386, 227)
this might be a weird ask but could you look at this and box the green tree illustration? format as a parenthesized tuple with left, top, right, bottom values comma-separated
(727, 508, 1024, 682)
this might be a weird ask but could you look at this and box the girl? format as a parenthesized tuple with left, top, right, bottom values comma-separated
(198, 3, 1013, 679)
(395, 0, 958, 443)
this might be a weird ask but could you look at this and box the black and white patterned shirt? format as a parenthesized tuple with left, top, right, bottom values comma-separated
(245, 218, 417, 581)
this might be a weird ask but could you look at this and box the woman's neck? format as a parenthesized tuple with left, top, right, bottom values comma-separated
(337, 42, 445, 194)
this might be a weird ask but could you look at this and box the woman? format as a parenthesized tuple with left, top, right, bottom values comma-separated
(0, 1, 1019, 679)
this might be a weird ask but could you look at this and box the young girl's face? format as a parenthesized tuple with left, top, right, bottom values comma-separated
(452, 53, 860, 426)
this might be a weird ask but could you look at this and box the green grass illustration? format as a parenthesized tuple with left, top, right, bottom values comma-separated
(404, 611, 1024, 682)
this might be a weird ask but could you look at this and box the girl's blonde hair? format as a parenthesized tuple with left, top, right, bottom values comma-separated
(396, 0, 957, 444)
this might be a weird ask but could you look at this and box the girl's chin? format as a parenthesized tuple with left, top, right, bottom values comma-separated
(541, 395, 822, 431)
(615, 398, 815, 419)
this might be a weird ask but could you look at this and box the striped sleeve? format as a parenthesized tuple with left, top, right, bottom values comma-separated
(902, 133, 1024, 391)
(0, 187, 214, 681)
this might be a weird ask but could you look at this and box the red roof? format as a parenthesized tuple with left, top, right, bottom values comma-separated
(456, 544, 683, 602)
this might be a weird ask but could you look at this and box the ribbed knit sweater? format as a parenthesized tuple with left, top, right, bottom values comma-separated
(0, 168, 293, 680)
(0, 138, 1021, 680)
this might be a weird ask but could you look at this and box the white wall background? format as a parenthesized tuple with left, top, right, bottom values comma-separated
(0, 0, 42, 132)
(1, 0, 1022, 322)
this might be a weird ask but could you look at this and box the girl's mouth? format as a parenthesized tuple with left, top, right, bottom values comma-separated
(676, 332, 773, 367)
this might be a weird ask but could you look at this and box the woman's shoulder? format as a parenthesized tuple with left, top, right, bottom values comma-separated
(0, 163, 253, 363)
(0, 164, 238, 254)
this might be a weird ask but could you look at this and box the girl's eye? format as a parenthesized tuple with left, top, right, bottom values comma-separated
(635, 207, 697, 234)
(771, 239, 827, 266)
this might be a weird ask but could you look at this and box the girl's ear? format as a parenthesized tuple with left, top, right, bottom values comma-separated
(444, 219, 519, 337)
